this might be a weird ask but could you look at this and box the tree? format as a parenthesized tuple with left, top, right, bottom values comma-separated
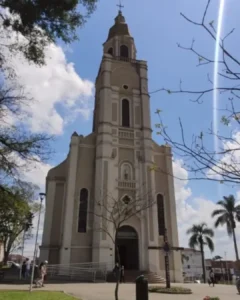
(0, 0, 98, 65)
(0, 1, 98, 187)
(90, 187, 155, 300)
(186, 223, 214, 283)
(153, 0, 240, 185)
(0, 181, 39, 264)
(211, 195, 240, 261)
(0, 80, 53, 191)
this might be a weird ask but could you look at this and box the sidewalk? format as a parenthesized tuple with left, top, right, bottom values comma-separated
(0, 282, 238, 300)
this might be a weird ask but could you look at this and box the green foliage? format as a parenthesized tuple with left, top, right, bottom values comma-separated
(0, 124, 52, 179)
(187, 222, 214, 252)
(149, 286, 192, 294)
(221, 116, 230, 126)
(155, 109, 162, 114)
(0, 0, 98, 65)
(211, 195, 240, 235)
(0, 181, 39, 263)
(0, 291, 77, 300)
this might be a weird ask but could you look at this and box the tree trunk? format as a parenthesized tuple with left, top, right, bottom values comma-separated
(232, 228, 239, 261)
(3, 251, 9, 265)
(200, 243, 206, 283)
(115, 245, 121, 300)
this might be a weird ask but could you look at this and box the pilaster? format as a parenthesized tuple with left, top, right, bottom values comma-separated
(60, 135, 79, 264)
(41, 180, 56, 247)
(165, 146, 183, 282)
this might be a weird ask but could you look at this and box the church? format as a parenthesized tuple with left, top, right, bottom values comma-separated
(40, 9, 182, 282)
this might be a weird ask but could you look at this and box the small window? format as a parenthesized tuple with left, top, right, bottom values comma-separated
(157, 194, 165, 236)
(120, 45, 129, 58)
(122, 195, 131, 205)
(122, 99, 130, 127)
(108, 47, 113, 55)
(188, 265, 190, 269)
(78, 188, 88, 233)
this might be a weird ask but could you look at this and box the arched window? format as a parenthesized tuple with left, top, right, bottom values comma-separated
(108, 47, 113, 55)
(122, 99, 130, 127)
(120, 45, 129, 58)
(78, 188, 88, 233)
(157, 194, 165, 236)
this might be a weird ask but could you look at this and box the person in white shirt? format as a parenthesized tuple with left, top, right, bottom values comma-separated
(25, 258, 30, 278)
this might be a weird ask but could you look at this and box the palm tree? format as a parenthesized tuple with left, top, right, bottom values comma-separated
(211, 195, 240, 261)
(187, 223, 214, 283)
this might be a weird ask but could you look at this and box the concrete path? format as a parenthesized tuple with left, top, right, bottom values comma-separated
(0, 282, 238, 300)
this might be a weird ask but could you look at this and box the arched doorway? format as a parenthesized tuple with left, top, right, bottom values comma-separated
(115, 226, 139, 270)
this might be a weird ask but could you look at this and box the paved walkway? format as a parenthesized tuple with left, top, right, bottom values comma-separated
(0, 283, 238, 300)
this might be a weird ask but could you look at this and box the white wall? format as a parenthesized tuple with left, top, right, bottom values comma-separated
(182, 249, 203, 278)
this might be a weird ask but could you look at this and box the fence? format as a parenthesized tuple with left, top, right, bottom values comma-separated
(46, 262, 113, 283)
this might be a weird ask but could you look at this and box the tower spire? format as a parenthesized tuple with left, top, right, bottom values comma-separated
(117, 0, 124, 13)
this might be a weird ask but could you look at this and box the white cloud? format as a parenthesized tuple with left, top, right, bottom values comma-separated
(15, 158, 50, 259)
(207, 131, 240, 181)
(1, 16, 94, 136)
(20, 159, 52, 189)
(173, 159, 240, 261)
(8, 44, 94, 135)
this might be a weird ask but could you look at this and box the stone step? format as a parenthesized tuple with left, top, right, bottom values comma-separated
(124, 270, 166, 284)
(145, 272, 166, 284)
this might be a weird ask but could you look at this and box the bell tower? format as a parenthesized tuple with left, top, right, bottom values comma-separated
(41, 5, 182, 282)
(92, 9, 156, 272)
(103, 10, 137, 59)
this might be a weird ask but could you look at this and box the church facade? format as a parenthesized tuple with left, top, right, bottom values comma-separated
(40, 11, 182, 282)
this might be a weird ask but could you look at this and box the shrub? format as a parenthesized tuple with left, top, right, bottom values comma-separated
(149, 286, 192, 294)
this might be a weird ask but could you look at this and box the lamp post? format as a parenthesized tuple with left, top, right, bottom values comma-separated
(29, 192, 45, 292)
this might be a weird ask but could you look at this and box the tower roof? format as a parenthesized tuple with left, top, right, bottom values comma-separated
(106, 11, 131, 42)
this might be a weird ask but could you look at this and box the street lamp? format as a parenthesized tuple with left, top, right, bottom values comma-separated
(29, 192, 46, 292)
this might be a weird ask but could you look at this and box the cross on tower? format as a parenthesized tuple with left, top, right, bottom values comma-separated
(117, 0, 124, 12)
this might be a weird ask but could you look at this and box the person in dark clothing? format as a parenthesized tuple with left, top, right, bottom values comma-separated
(113, 262, 120, 282)
(21, 260, 26, 279)
(209, 268, 215, 287)
(120, 265, 125, 283)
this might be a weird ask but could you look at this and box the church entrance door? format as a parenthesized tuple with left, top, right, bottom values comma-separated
(115, 226, 139, 270)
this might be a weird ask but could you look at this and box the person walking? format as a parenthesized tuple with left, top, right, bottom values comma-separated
(120, 265, 125, 283)
(35, 261, 48, 288)
(113, 262, 120, 282)
(21, 260, 26, 279)
(25, 258, 31, 278)
(209, 268, 215, 287)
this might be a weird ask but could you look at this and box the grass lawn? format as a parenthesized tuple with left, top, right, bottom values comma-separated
(0, 291, 77, 300)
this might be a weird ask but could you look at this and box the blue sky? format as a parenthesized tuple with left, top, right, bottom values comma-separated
(8, 0, 240, 260)
(56, 0, 237, 201)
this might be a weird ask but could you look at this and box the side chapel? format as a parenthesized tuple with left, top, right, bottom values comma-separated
(40, 9, 182, 282)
